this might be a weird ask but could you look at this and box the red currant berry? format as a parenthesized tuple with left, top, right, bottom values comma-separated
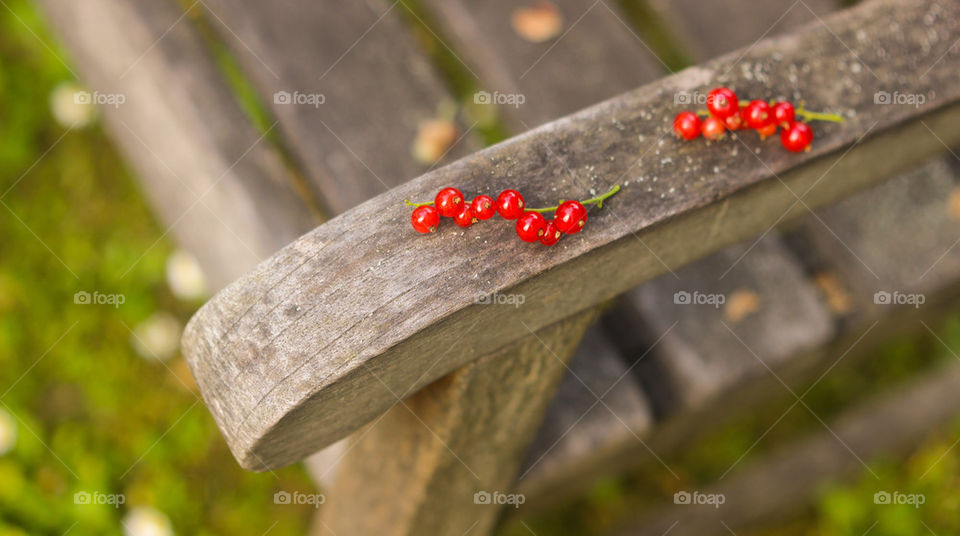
(701, 116, 726, 140)
(453, 206, 478, 228)
(757, 122, 778, 139)
(724, 111, 743, 131)
(772, 101, 795, 127)
(781, 121, 814, 152)
(555, 200, 587, 234)
(496, 189, 526, 220)
(516, 211, 546, 243)
(673, 111, 702, 140)
(411, 205, 440, 233)
(470, 195, 496, 220)
(540, 220, 562, 246)
(706, 87, 739, 119)
(744, 100, 772, 129)
(435, 187, 464, 217)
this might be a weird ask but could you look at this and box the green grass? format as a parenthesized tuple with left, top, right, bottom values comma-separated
(0, 1, 315, 534)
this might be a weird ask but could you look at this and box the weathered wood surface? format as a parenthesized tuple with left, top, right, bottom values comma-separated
(616, 358, 960, 536)
(37, 0, 318, 290)
(315, 311, 594, 536)
(182, 0, 960, 470)
(613, 0, 840, 416)
(517, 325, 654, 506)
(420, 0, 662, 130)
(523, 0, 841, 502)
(648, 0, 838, 62)
(606, 236, 835, 415)
(411, 0, 664, 506)
(200, 0, 477, 214)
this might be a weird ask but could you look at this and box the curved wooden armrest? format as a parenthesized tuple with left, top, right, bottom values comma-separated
(182, 0, 960, 471)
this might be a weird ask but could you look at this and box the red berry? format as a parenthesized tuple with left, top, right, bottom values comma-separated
(470, 195, 496, 220)
(540, 220, 562, 246)
(706, 87, 739, 119)
(781, 121, 814, 152)
(453, 206, 478, 228)
(724, 111, 744, 131)
(411, 205, 440, 233)
(744, 100, 772, 129)
(496, 189, 526, 219)
(435, 187, 464, 217)
(757, 122, 778, 139)
(673, 111, 701, 140)
(701, 116, 726, 140)
(555, 200, 587, 234)
(772, 101, 795, 127)
(516, 211, 546, 243)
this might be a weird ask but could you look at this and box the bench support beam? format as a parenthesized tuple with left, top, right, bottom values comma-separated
(314, 310, 595, 536)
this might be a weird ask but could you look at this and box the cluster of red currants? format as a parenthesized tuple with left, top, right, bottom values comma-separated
(409, 185, 620, 246)
(673, 87, 828, 153)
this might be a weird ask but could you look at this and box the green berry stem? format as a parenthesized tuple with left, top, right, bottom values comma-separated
(794, 103, 845, 123)
(694, 103, 844, 123)
(525, 184, 621, 213)
(405, 184, 621, 212)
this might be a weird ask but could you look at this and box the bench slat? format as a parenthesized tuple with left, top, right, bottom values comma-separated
(182, 0, 960, 470)
(317, 311, 594, 536)
(37, 0, 318, 290)
(607, 236, 835, 415)
(517, 325, 654, 508)
(790, 158, 960, 314)
(200, 0, 477, 214)
(420, 0, 663, 130)
(649, 0, 837, 62)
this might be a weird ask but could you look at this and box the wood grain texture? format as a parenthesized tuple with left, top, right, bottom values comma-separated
(314, 311, 594, 536)
(182, 0, 960, 470)
(609, 0, 841, 413)
(420, 0, 663, 130)
(199, 0, 478, 214)
(615, 359, 960, 536)
(37, 0, 319, 291)
(413, 0, 664, 504)
(517, 325, 654, 510)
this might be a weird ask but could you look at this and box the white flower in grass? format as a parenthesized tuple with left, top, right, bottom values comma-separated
(131, 312, 182, 362)
(49, 82, 96, 129)
(123, 506, 173, 536)
(165, 249, 207, 301)
(0, 408, 16, 455)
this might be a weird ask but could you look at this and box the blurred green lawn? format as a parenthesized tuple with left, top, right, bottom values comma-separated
(2, 1, 960, 534)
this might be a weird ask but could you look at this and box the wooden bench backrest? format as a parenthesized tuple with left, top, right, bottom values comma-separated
(182, 0, 960, 471)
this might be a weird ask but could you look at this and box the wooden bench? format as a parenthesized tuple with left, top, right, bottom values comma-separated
(39, 0, 960, 533)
